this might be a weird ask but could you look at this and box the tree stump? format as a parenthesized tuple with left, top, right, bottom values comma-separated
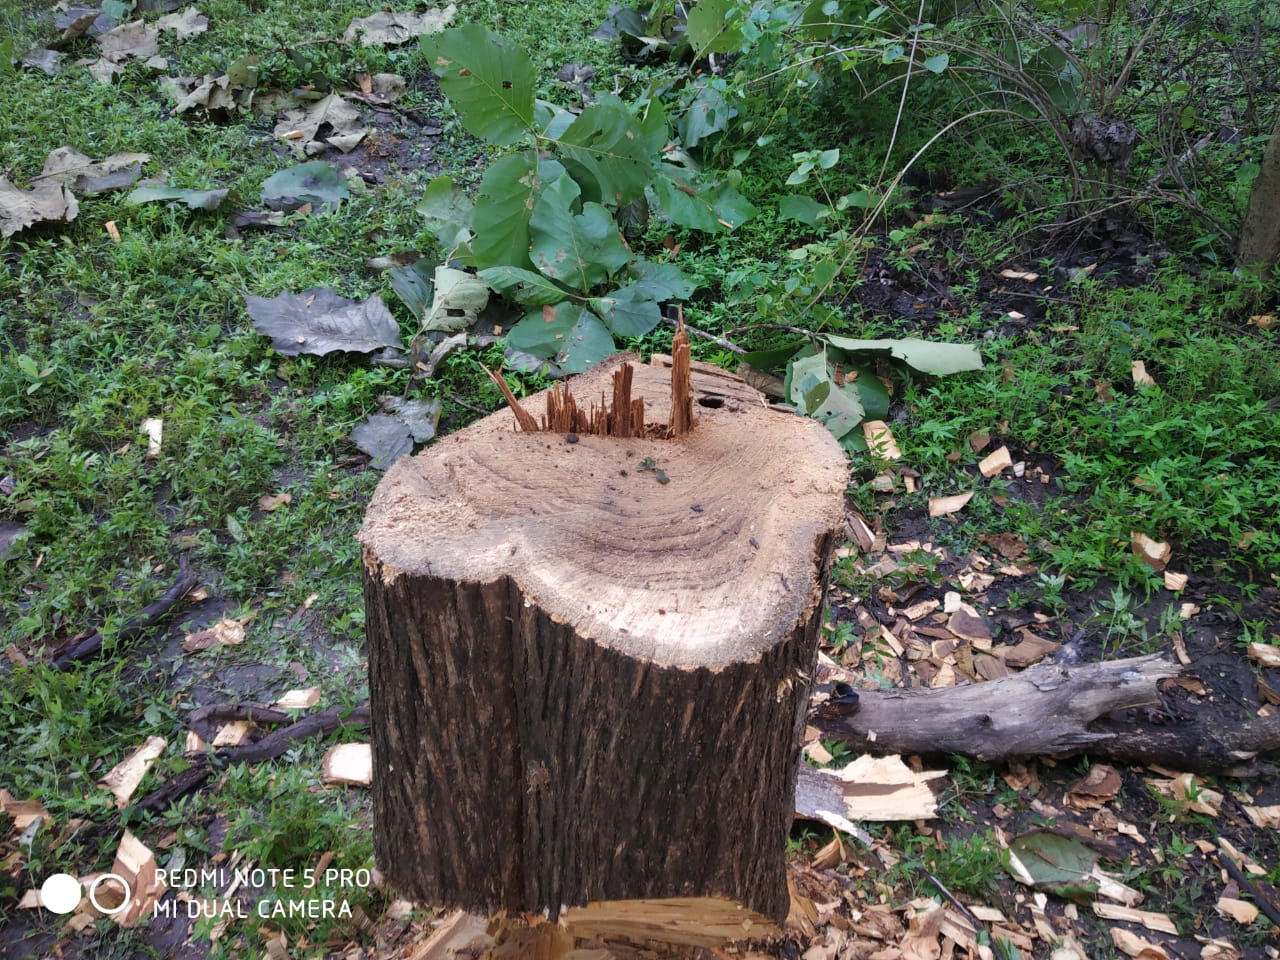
(359, 349, 847, 922)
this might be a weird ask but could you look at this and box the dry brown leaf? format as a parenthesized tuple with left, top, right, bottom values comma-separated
(1066, 764, 1122, 810)
(98, 736, 167, 809)
(258, 492, 292, 511)
(928, 491, 973, 517)
(968, 430, 991, 453)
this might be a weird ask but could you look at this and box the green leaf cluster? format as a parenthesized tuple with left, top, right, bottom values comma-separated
(747, 335, 983, 451)
(416, 24, 753, 373)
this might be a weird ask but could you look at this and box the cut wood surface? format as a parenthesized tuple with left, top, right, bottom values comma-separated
(360, 354, 848, 921)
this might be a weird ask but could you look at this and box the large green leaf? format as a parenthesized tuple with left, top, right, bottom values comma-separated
(471, 154, 554, 270)
(529, 174, 631, 291)
(685, 0, 744, 54)
(421, 24, 535, 146)
(822, 335, 984, 375)
(507, 302, 615, 374)
(1007, 830, 1100, 899)
(478, 266, 572, 306)
(416, 176, 473, 256)
(628, 259, 695, 301)
(779, 194, 828, 225)
(651, 164, 756, 232)
(550, 97, 655, 205)
(590, 284, 662, 338)
(680, 79, 736, 148)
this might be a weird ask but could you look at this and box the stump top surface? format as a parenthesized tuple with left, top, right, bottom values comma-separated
(359, 357, 848, 669)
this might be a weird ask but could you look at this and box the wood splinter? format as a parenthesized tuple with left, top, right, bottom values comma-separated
(482, 315, 695, 440)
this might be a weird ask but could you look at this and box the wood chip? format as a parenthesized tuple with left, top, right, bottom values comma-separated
(140, 417, 162, 458)
(561, 897, 779, 948)
(99, 736, 167, 809)
(1131, 360, 1156, 388)
(862, 420, 901, 460)
(1215, 897, 1258, 924)
(978, 445, 1013, 477)
(1162, 570, 1188, 591)
(105, 831, 167, 927)
(1094, 903, 1178, 934)
(1247, 642, 1280, 668)
(946, 607, 992, 643)
(1130, 531, 1172, 571)
(999, 269, 1040, 281)
(273, 687, 321, 710)
(1003, 630, 1060, 668)
(182, 616, 249, 651)
(322, 742, 373, 786)
(928, 491, 973, 517)
(211, 721, 252, 747)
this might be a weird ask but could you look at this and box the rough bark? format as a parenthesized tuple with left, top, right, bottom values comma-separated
(812, 654, 1280, 775)
(1238, 112, 1280, 278)
(360, 355, 847, 922)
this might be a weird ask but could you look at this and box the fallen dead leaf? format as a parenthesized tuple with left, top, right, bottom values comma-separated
(1065, 764, 1121, 810)
(258, 492, 292, 511)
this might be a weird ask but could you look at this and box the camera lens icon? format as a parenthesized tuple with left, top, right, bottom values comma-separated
(88, 873, 133, 915)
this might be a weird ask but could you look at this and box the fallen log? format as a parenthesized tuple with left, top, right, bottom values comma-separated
(812, 654, 1280, 775)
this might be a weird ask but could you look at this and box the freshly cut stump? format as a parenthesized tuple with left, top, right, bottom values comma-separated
(359, 355, 847, 922)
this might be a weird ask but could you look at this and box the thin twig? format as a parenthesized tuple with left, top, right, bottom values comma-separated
(659, 314, 746, 354)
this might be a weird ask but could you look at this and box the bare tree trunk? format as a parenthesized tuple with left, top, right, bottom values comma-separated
(1238, 112, 1280, 278)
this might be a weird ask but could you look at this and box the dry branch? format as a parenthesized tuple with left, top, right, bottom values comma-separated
(813, 654, 1280, 775)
